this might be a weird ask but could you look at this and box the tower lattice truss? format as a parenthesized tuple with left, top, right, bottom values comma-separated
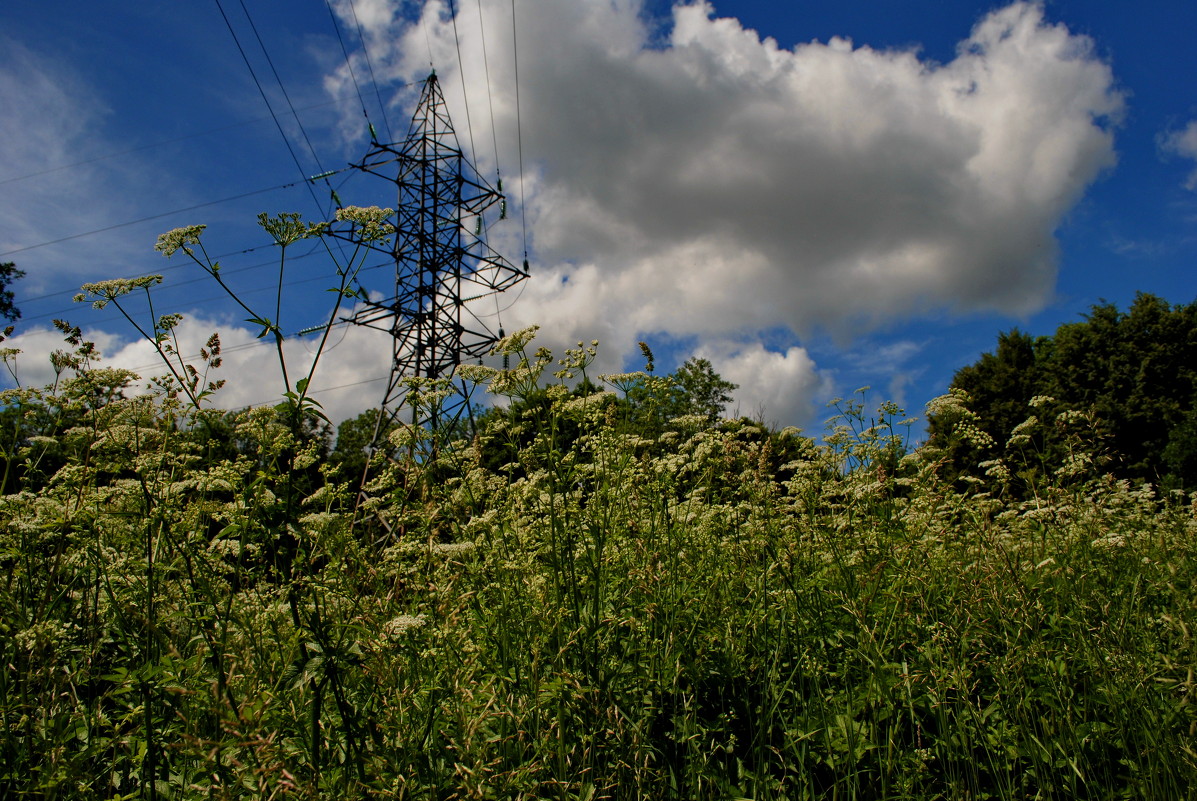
(338, 73, 527, 426)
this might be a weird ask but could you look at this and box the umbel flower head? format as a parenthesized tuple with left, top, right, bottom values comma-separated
(155, 225, 206, 257)
(258, 212, 329, 247)
(335, 206, 395, 241)
(74, 275, 164, 309)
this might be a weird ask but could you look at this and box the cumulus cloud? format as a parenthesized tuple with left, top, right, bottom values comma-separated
(1161, 121, 1197, 190)
(695, 339, 830, 428)
(318, 0, 1122, 425)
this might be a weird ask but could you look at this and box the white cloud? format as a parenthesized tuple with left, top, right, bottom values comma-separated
(1161, 120, 1197, 190)
(320, 0, 1122, 426)
(695, 339, 829, 429)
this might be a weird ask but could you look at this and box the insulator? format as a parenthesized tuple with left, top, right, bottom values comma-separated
(331, 190, 344, 208)
(497, 177, 503, 192)
(475, 216, 482, 235)
(369, 122, 379, 142)
(500, 199, 507, 220)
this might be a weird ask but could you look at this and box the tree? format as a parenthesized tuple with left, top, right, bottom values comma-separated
(669, 357, 738, 422)
(0, 261, 25, 322)
(928, 293, 1197, 490)
(330, 408, 399, 487)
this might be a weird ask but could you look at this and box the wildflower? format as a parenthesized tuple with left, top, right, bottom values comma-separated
(388, 424, 427, 450)
(155, 225, 206, 256)
(638, 341, 655, 372)
(924, 388, 975, 419)
(335, 205, 394, 226)
(382, 614, 428, 640)
(430, 541, 476, 558)
(456, 363, 499, 384)
(401, 376, 454, 410)
(1006, 416, 1039, 447)
(979, 458, 1011, 482)
(600, 371, 646, 394)
(492, 325, 540, 355)
(562, 390, 617, 414)
(258, 212, 329, 246)
(335, 206, 395, 240)
(75, 276, 163, 309)
(558, 340, 598, 373)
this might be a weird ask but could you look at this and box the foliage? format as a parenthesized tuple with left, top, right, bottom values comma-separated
(929, 293, 1197, 492)
(0, 261, 25, 322)
(2, 215, 1195, 798)
(330, 408, 399, 489)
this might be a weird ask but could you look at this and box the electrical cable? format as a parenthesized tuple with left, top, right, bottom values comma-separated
(510, 0, 529, 261)
(323, 0, 376, 145)
(344, 0, 394, 142)
(19, 248, 388, 326)
(212, 0, 328, 213)
(447, 0, 479, 163)
(1, 162, 355, 261)
(15, 240, 325, 308)
(0, 179, 305, 259)
(113, 316, 358, 376)
(236, 0, 327, 178)
(0, 98, 341, 188)
(475, 0, 503, 172)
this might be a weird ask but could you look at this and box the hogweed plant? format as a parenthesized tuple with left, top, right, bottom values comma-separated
(1, 213, 1196, 798)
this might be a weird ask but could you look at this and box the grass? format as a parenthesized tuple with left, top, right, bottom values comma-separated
(2, 215, 1193, 798)
(1, 339, 1194, 799)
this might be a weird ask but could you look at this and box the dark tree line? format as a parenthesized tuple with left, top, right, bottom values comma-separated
(928, 292, 1197, 490)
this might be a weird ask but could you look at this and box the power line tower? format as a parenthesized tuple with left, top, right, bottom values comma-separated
(337, 72, 528, 441)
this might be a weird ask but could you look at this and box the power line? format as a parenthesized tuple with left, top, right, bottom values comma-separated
(20, 254, 392, 331)
(236, 0, 327, 178)
(475, 0, 503, 171)
(16, 242, 335, 321)
(0, 179, 306, 259)
(447, 0, 479, 162)
(510, 0, 528, 260)
(213, 0, 328, 214)
(113, 317, 359, 376)
(0, 98, 340, 188)
(323, 0, 376, 142)
(343, 0, 394, 142)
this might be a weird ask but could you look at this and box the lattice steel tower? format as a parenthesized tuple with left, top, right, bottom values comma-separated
(339, 72, 528, 433)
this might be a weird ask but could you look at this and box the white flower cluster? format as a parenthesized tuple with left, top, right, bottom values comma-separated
(74, 275, 164, 309)
(382, 614, 428, 641)
(154, 225, 206, 257)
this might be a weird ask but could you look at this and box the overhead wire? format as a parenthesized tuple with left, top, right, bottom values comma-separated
(236, 0, 327, 180)
(0, 98, 341, 188)
(16, 241, 325, 309)
(112, 315, 362, 377)
(1, 161, 356, 260)
(212, 0, 328, 214)
(446, 0, 479, 163)
(510, 0, 529, 263)
(323, 0, 379, 144)
(0, 178, 308, 259)
(344, 0, 394, 142)
(475, 0, 503, 172)
(19, 241, 391, 329)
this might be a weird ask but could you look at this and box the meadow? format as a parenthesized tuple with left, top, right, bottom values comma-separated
(2, 216, 1194, 798)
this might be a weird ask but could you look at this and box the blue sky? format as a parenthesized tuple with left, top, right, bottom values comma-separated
(2, 0, 1195, 434)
